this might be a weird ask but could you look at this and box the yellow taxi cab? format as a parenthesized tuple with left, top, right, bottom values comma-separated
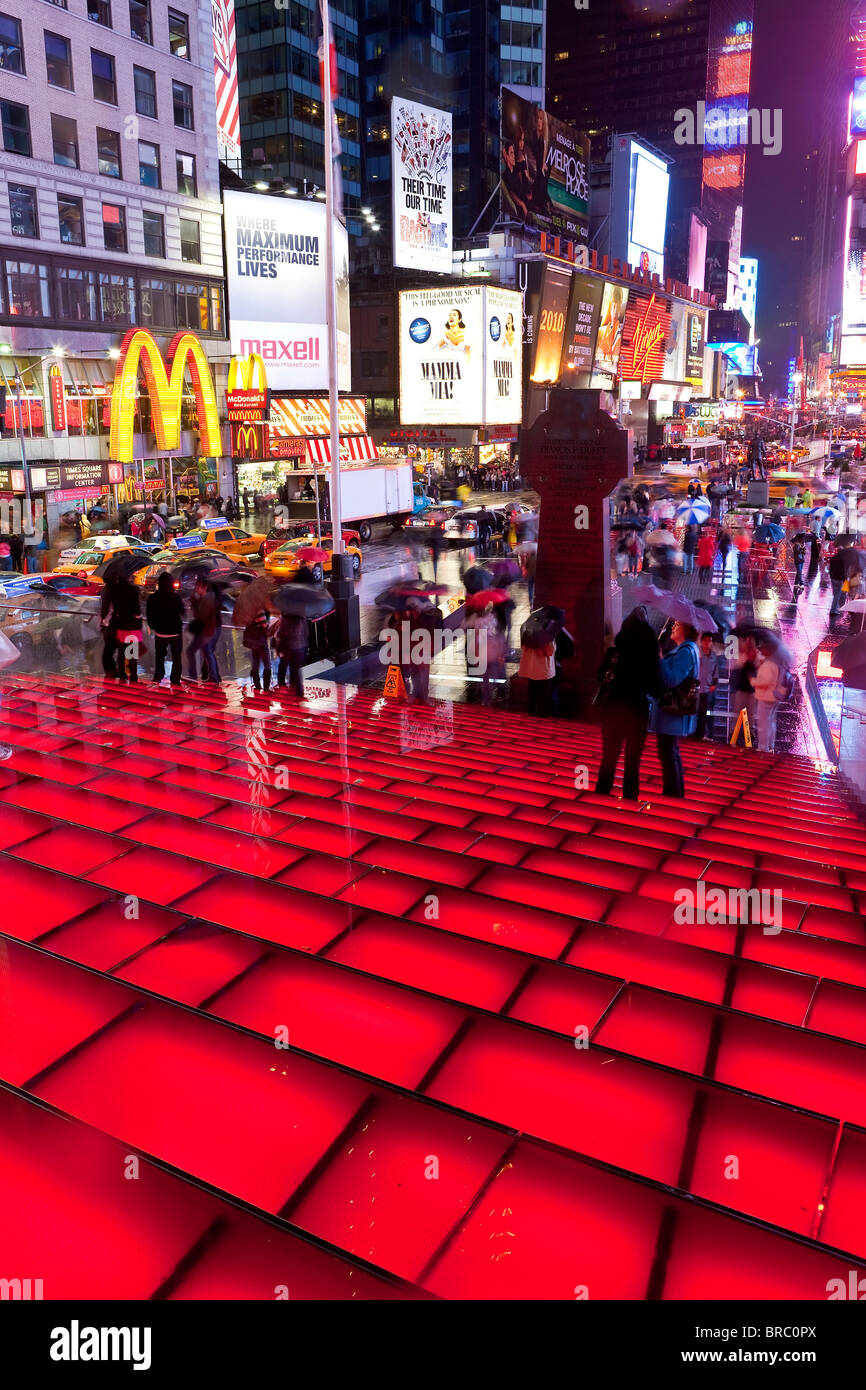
(54, 537, 137, 574)
(54, 542, 155, 579)
(176, 523, 266, 560)
(264, 535, 363, 582)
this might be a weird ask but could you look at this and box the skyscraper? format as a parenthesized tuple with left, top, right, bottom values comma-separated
(547, 0, 754, 290)
(234, 0, 361, 224)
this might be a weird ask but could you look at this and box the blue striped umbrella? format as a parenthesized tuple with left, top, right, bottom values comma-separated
(675, 498, 711, 525)
(809, 506, 840, 527)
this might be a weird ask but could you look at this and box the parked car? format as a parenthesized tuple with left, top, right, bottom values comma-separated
(135, 547, 256, 593)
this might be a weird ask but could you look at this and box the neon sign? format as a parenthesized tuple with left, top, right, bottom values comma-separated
(631, 294, 666, 382)
(108, 329, 222, 463)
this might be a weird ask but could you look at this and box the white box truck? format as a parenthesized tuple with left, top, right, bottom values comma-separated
(286, 460, 419, 542)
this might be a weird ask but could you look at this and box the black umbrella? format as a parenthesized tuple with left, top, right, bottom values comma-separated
(521, 605, 566, 650)
(100, 551, 150, 583)
(273, 583, 335, 619)
(463, 564, 495, 594)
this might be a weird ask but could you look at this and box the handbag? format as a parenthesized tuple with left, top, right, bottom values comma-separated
(659, 645, 700, 717)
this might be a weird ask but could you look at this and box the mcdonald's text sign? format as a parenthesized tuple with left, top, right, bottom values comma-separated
(109, 329, 222, 463)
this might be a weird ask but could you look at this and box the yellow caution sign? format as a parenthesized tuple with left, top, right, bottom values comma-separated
(730, 708, 752, 748)
(384, 664, 407, 701)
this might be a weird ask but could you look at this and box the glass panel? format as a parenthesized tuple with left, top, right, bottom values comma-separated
(129, 0, 151, 44)
(138, 140, 160, 187)
(179, 216, 199, 263)
(45, 30, 73, 88)
(56, 267, 97, 319)
(132, 65, 155, 118)
(172, 79, 193, 129)
(5, 260, 50, 317)
(98, 271, 134, 320)
(167, 7, 189, 59)
(9, 184, 38, 238)
(51, 113, 79, 168)
(0, 13, 24, 73)
(87, 0, 111, 25)
(57, 195, 84, 246)
(90, 49, 116, 103)
(142, 210, 164, 257)
(176, 151, 196, 196)
(1, 99, 30, 155)
(96, 126, 121, 177)
(139, 277, 174, 327)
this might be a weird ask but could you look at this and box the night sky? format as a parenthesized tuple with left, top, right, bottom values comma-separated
(744, 0, 849, 394)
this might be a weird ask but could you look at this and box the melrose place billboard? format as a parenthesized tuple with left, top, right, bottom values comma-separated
(398, 285, 523, 427)
(500, 86, 590, 244)
(223, 189, 350, 392)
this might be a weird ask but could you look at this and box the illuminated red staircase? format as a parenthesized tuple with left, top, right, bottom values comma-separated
(1, 673, 865, 1300)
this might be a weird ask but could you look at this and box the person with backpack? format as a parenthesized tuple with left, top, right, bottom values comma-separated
(753, 637, 789, 752)
(648, 619, 700, 797)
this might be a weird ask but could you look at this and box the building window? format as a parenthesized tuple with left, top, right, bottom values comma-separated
(57, 193, 84, 245)
(91, 49, 117, 103)
(176, 150, 196, 196)
(45, 31, 73, 88)
(98, 271, 134, 321)
(5, 260, 50, 318)
(176, 280, 205, 329)
(140, 276, 174, 326)
(9, 184, 38, 237)
(0, 13, 24, 73)
(57, 266, 97, 320)
(96, 126, 122, 177)
(179, 216, 200, 263)
(133, 65, 157, 118)
(102, 202, 126, 252)
(129, 0, 151, 44)
(51, 113, 79, 168)
(0, 99, 30, 155)
(142, 209, 165, 257)
(172, 79, 193, 129)
(87, 0, 111, 25)
(138, 140, 160, 187)
(168, 8, 189, 59)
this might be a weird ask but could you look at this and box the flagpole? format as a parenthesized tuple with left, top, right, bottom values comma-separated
(321, 0, 343, 555)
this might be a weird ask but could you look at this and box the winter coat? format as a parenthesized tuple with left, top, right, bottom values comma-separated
(696, 535, 716, 567)
(274, 613, 309, 655)
(649, 640, 700, 736)
(146, 589, 184, 637)
(753, 655, 781, 704)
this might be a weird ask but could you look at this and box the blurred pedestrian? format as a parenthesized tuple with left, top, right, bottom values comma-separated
(697, 530, 716, 583)
(274, 610, 308, 696)
(594, 606, 661, 800)
(101, 573, 142, 683)
(188, 576, 220, 683)
(648, 620, 700, 797)
(695, 631, 720, 739)
(753, 638, 784, 752)
(243, 606, 273, 692)
(682, 524, 698, 575)
(519, 632, 556, 716)
(146, 571, 184, 686)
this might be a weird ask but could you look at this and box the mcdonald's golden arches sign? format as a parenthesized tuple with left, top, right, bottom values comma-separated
(109, 329, 222, 463)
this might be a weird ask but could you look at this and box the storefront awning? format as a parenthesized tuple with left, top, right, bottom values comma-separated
(307, 434, 379, 465)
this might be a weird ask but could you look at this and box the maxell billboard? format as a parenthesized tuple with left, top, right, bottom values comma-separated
(391, 97, 453, 273)
(223, 189, 350, 391)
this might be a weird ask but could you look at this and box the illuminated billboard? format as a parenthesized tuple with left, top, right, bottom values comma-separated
(593, 284, 629, 377)
(399, 285, 522, 426)
(224, 189, 350, 392)
(610, 136, 670, 279)
(500, 87, 590, 244)
(530, 263, 572, 383)
(617, 292, 672, 385)
(391, 97, 453, 273)
(560, 274, 604, 383)
(852, 77, 866, 138)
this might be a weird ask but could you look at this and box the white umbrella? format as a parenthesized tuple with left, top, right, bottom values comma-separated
(675, 498, 712, 525)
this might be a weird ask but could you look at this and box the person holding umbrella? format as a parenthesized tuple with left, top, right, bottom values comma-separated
(594, 606, 661, 801)
(648, 620, 700, 797)
(829, 539, 853, 617)
(273, 564, 333, 696)
(187, 575, 220, 684)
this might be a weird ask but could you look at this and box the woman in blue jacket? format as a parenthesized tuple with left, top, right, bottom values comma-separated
(648, 620, 700, 798)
